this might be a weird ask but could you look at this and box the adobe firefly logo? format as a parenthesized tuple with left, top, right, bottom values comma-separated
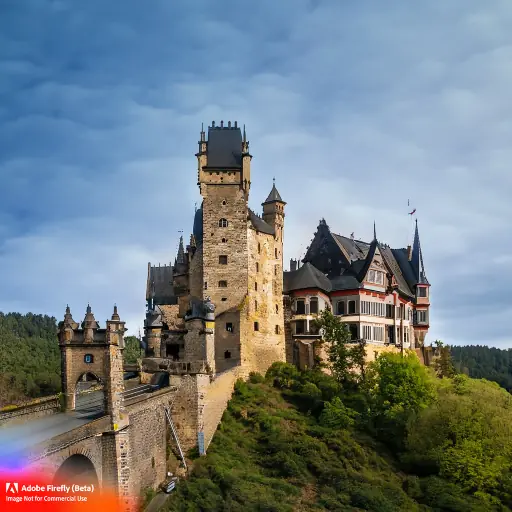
(5, 482, 18, 493)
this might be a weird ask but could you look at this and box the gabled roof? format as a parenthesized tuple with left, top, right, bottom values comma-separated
(248, 209, 275, 235)
(284, 262, 332, 294)
(380, 246, 414, 297)
(331, 234, 370, 262)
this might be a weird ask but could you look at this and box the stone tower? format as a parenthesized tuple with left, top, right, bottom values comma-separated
(196, 121, 251, 314)
(262, 180, 286, 266)
(59, 305, 127, 428)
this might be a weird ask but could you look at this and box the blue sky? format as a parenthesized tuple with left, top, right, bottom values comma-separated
(1, 0, 511, 348)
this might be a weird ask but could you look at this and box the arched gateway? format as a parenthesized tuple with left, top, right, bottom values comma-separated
(53, 454, 99, 487)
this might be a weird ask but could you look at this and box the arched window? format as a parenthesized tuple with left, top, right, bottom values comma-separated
(219, 218, 228, 227)
(222, 200, 227, 206)
(258, 243, 261, 254)
(222, 238, 227, 243)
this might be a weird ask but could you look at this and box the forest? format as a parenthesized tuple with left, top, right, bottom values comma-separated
(451, 345, 512, 392)
(0, 311, 142, 406)
(164, 310, 512, 511)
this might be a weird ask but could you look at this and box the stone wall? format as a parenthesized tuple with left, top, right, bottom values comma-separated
(283, 295, 294, 364)
(188, 244, 203, 299)
(199, 367, 243, 449)
(214, 309, 241, 372)
(241, 229, 286, 375)
(364, 342, 402, 363)
(0, 395, 61, 427)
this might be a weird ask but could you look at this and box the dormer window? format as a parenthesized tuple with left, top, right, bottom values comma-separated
(367, 269, 384, 285)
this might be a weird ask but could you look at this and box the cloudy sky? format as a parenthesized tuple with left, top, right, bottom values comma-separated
(1, 0, 511, 348)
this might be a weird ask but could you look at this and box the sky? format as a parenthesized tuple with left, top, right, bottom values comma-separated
(0, 0, 511, 348)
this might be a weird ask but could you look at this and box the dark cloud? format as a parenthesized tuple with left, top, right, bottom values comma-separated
(0, 0, 511, 347)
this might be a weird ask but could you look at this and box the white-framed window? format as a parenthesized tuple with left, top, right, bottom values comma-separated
(367, 269, 384, 285)
(362, 325, 372, 340)
(418, 310, 427, 323)
(373, 325, 384, 342)
(361, 301, 385, 317)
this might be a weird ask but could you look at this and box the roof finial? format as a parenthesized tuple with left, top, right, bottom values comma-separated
(273, 176, 275, 184)
(373, 221, 377, 241)
(243, 124, 246, 142)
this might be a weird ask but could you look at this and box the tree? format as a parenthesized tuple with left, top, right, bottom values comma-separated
(434, 345, 456, 379)
(123, 335, 143, 365)
(314, 308, 366, 386)
(364, 352, 436, 445)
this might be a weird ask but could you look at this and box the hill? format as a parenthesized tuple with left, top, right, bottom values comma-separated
(450, 345, 512, 392)
(0, 311, 141, 406)
(165, 358, 512, 512)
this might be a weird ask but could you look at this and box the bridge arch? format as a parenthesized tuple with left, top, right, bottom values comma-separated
(72, 372, 105, 416)
(53, 453, 99, 487)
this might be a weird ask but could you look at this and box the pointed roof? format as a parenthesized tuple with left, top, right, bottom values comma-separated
(411, 220, 429, 285)
(82, 304, 99, 330)
(283, 262, 332, 294)
(263, 179, 285, 204)
(176, 236, 185, 265)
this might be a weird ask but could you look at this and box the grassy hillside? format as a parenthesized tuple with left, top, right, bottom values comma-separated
(165, 359, 512, 512)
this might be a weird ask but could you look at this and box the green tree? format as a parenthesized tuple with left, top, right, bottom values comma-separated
(123, 335, 143, 364)
(365, 352, 436, 445)
(314, 308, 366, 387)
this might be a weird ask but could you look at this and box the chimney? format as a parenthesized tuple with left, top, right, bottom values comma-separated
(290, 259, 297, 272)
(407, 245, 412, 261)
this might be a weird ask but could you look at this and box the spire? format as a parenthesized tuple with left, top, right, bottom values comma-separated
(82, 304, 99, 330)
(263, 181, 284, 204)
(373, 221, 377, 241)
(111, 304, 120, 321)
(62, 304, 78, 329)
(176, 235, 185, 264)
(411, 219, 429, 284)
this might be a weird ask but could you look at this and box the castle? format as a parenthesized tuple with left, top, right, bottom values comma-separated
(143, 121, 431, 374)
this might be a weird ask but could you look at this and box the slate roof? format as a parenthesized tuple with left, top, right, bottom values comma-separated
(263, 183, 284, 203)
(193, 204, 203, 246)
(331, 234, 370, 262)
(205, 126, 242, 168)
(329, 271, 362, 292)
(248, 209, 275, 235)
(284, 262, 332, 294)
(380, 246, 414, 297)
(147, 265, 174, 302)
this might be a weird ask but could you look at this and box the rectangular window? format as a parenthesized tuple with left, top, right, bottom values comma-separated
(419, 311, 427, 323)
(255, 262, 259, 272)
(254, 321, 259, 331)
(296, 300, 305, 315)
(310, 299, 318, 314)
(218, 280, 227, 288)
(418, 287, 427, 297)
(219, 255, 228, 265)
(337, 301, 345, 315)
(204, 282, 208, 290)
(274, 266, 277, 276)
(362, 325, 372, 340)
(348, 300, 356, 314)
(373, 325, 384, 342)
(368, 270, 376, 283)
(295, 320, 306, 334)
(386, 304, 393, 318)
(375, 271, 384, 285)
(226, 322, 233, 332)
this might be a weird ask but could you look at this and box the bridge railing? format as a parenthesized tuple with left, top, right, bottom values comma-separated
(141, 358, 212, 375)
